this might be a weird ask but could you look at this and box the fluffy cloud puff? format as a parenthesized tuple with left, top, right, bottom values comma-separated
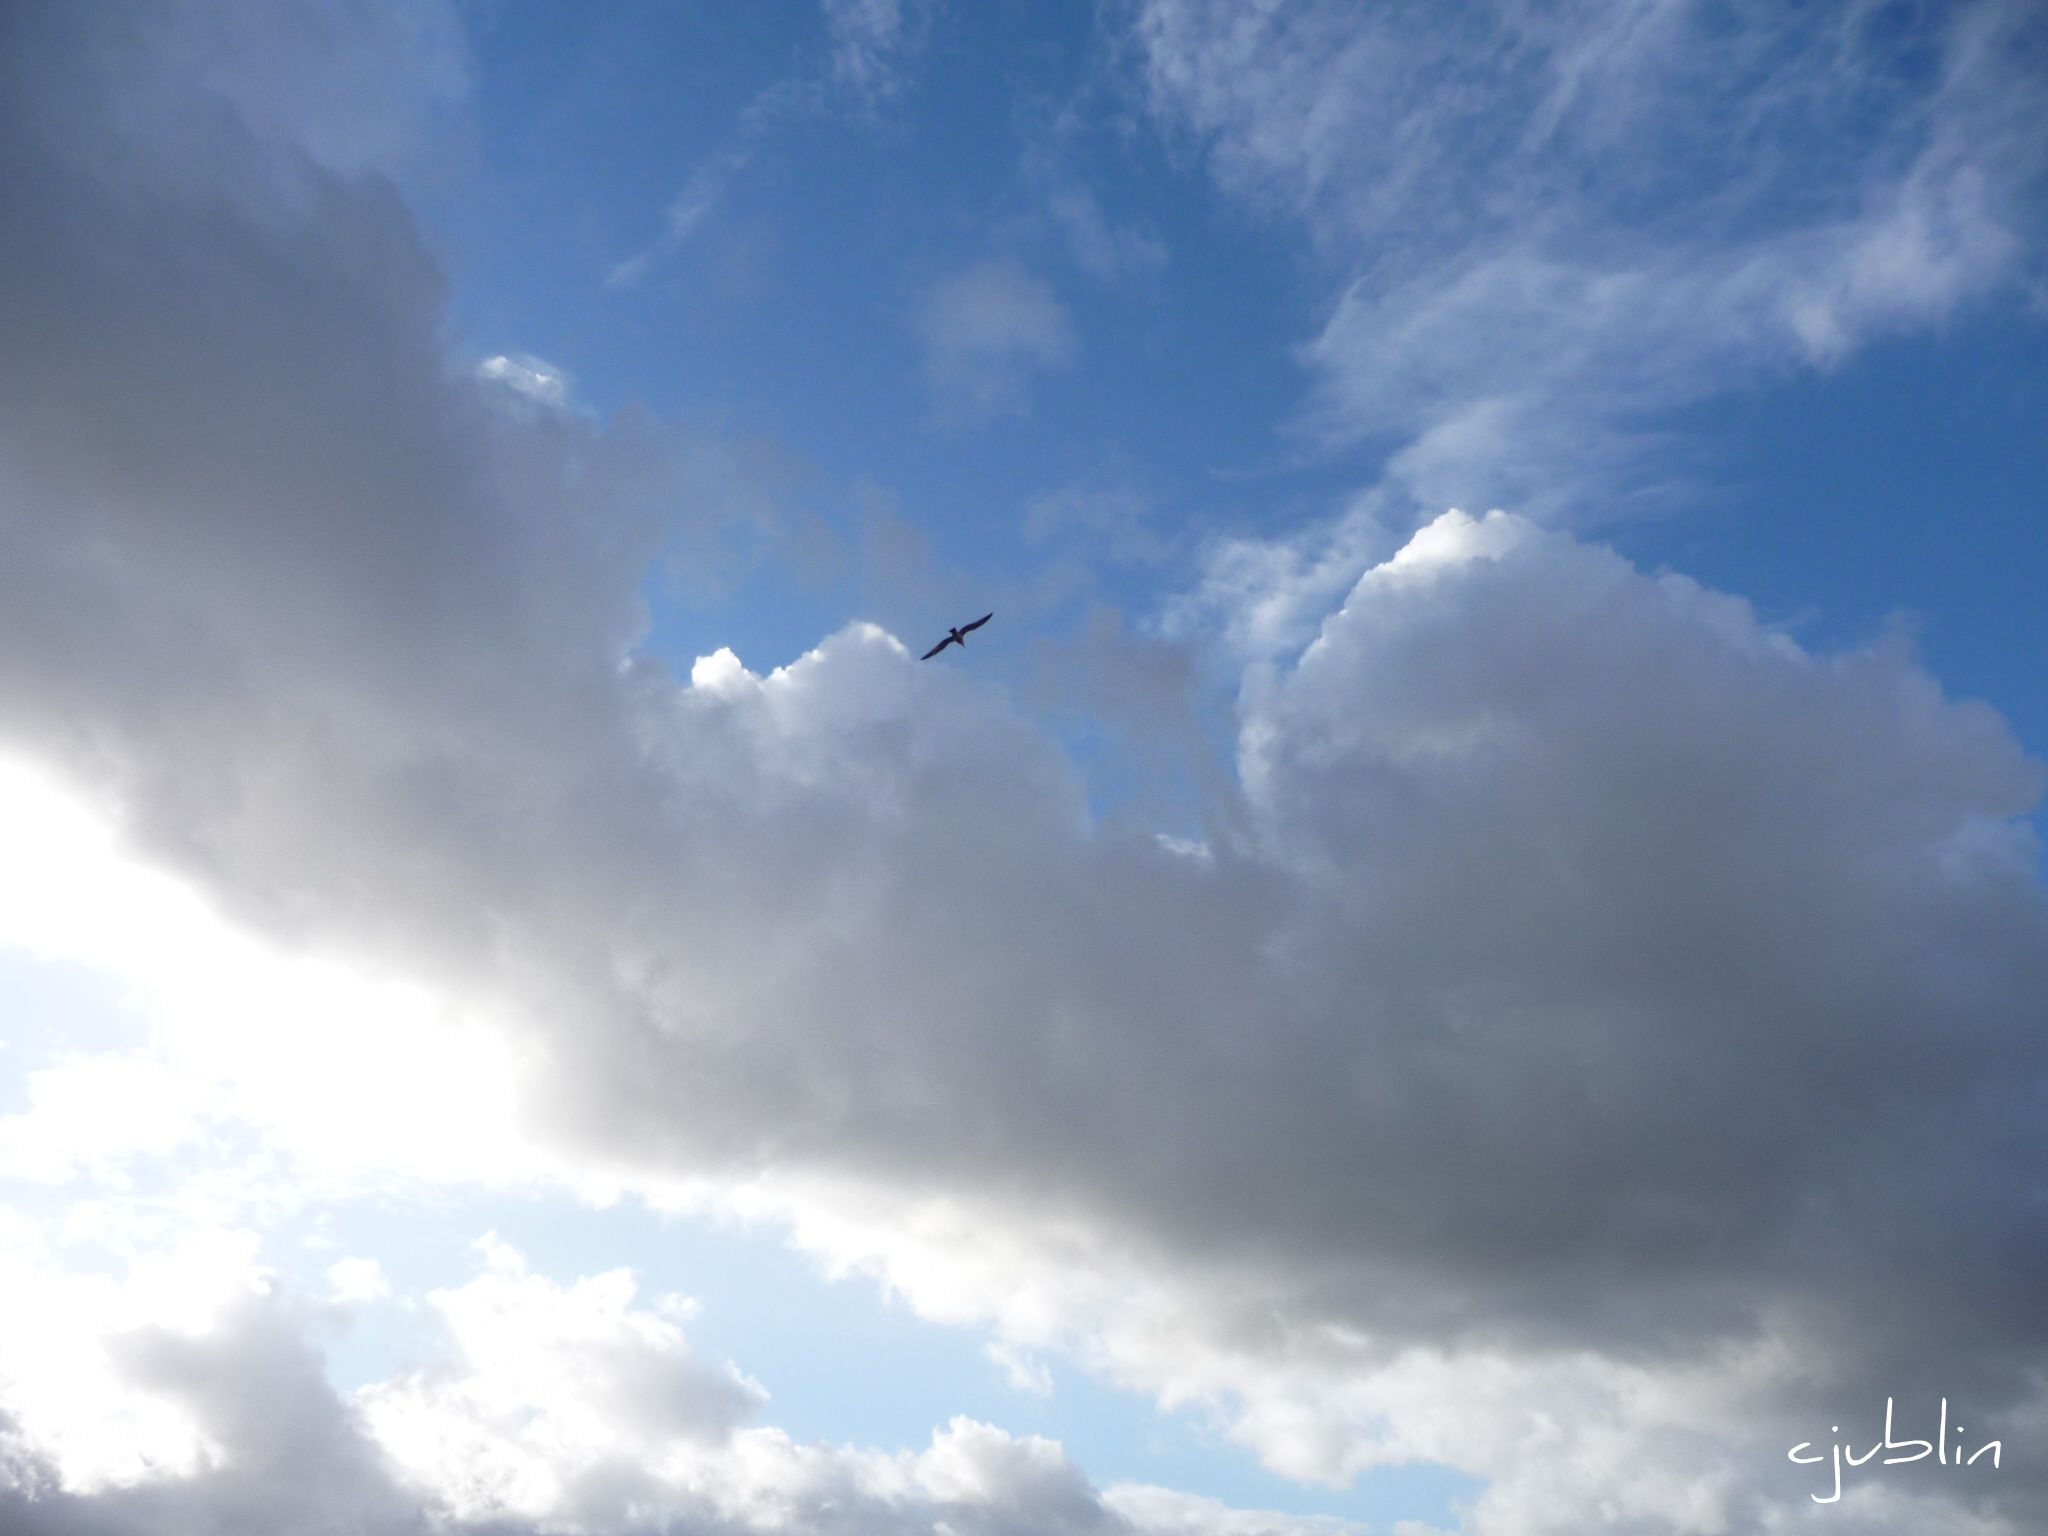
(0, 1233, 1356, 1536)
(4, 4, 2047, 1533)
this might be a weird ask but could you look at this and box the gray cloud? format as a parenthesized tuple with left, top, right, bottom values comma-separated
(0, 1294, 423, 1536)
(4, 3, 2048, 1532)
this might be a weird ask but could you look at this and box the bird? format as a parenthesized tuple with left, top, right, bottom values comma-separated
(920, 612, 993, 659)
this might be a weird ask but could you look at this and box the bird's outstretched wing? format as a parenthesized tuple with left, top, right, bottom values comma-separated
(960, 612, 993, 634)
(920, 635, 957, 660)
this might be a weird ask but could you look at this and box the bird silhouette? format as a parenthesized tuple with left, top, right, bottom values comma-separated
(921, 612, 993, 659)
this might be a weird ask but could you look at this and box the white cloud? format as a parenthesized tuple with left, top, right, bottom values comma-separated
(0, 1218, 1371, 1536)
(0, 1216, 268, 1494)
(824, 0, 925, 100)
(610, 1, 929, 285)
(916, 258, 1079, 416)
(1128, 0, 2048, 516)
(985, 1339, 1055, 1396)
(0, 760, 562, 1209)
(608, 93, 796, 288)
(1108, 1485, 1368, 1536)
(326, 1257, 391, 1305)
(361, 1240, 767, 1522)
(477, 352, 573, 410)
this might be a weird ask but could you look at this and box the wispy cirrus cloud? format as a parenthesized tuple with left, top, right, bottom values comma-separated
(609, 1, 932, 287)
(607, 83, 806, 289)
(823, 0, 929, 100)
(1128, 0, 2048, 518)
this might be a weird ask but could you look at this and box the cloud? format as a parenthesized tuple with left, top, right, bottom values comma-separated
(1127, 0, 2048, 516)
(0, 759, 559, 1206)
(916, 258, 1079, 416)
(104, 0, 469, 183)
(325, 1258, 391, 1306)
(1014, 93, 1171, 286)
(0, 1230, 1366, 1536)
(608, 93, 797, 288)
(360, 1238, 769, 1520)
(1045, 178, 1169, 282)
(5, 5, 2048, 1534)
(824, 0, 928, 100)
(1014, 100, 1171, 288)
(610, 1, 930, 286)
(476, 352, 574, 411)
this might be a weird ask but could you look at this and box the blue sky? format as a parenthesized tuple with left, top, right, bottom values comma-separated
(2, 4, 2045, 1535)
(420, 1, 1320, 671)
(414, 0, 2046, 755)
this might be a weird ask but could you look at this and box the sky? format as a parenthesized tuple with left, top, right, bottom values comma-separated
(0, 2, 2044, 1534)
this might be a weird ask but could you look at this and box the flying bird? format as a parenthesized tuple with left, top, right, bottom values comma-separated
(921, 612, 993, 660)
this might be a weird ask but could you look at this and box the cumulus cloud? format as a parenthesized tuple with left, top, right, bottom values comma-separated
(916, 258, 1079, 416)
(1128, 0, 2048, 516)
(4, 5, 2048, 1535)
(0, 1229, 1361, 1536)
(360, 1237, 769, 1520)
